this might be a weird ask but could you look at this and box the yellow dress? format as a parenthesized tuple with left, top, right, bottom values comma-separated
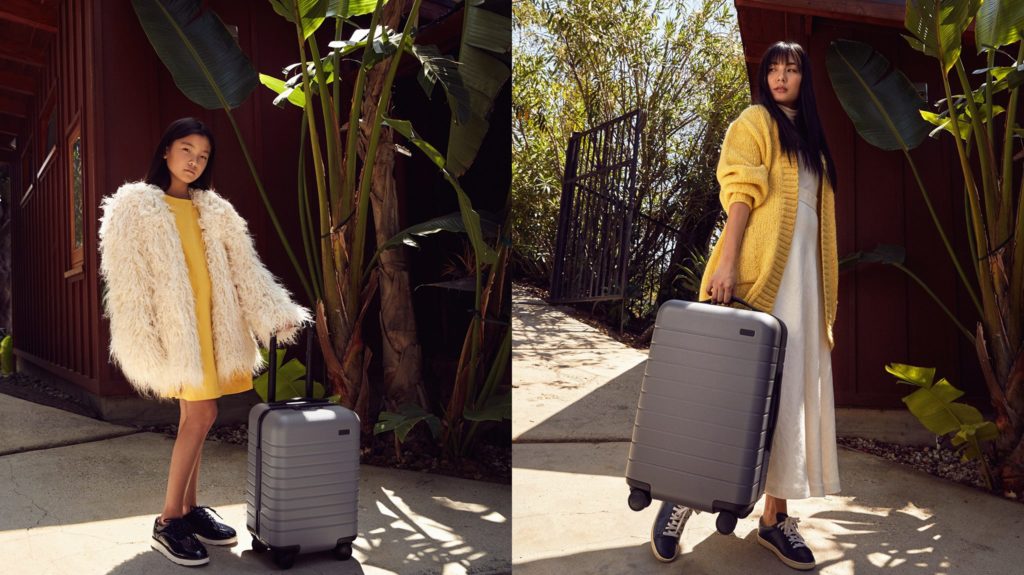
(163, 194, 253, 401)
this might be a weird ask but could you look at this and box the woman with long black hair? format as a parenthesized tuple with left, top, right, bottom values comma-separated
(651, 41, 840, 571)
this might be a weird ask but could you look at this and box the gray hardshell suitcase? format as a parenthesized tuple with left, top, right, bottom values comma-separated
(625, 298, 786, 535)
(247, 328, 360, 569)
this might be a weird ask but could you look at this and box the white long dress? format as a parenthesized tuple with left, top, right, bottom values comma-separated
(763, 106, 841, 499)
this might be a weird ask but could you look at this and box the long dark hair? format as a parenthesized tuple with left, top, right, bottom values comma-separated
(756, 41, 837, 192)
(144, 117, 217, 191)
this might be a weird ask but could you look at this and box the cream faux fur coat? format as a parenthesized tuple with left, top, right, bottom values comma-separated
(98, 181, 311, 398)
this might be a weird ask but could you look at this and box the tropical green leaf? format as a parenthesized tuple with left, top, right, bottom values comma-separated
(976, 0, 1024, 51)
(373, 403, 440, 442)
(379, 212, 467, 251)
(885, 363, 938, 387)
(464, 4, 512, 54)
(903, 0, 979, 72)
(269, 0, 328, 39)
(130, 0, 258, 109)
(838, 244, 906, 271)
(327, 0, 386, 18)
(408, 44, 471, 125)
(887, 363, 997, 463)
(384, 118, 498, 267)
(920, 109, 972, 139)
(253, 348, 326, 401)
(463, 392, 511, 422)
(826, 40, 932, 151)
(445, 3, 511, 177)
(259, 73, 307, 108)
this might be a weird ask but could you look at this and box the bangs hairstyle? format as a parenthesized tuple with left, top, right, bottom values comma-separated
(144, 117, 217, 191)
(756, 41, 837, 192)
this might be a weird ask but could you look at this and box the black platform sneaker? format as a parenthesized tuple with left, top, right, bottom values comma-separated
(650, 502, 694, 562)
(184, 506, 238, 546)
(757, 513, 816, 570)
(152, 516, 209, 567)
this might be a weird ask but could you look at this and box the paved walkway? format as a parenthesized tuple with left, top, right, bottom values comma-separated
(0, 393, 510, 574)
(512, 286, 1024, 574)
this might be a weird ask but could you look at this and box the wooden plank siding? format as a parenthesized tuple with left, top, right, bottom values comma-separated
(735, 3, 989, 409)
(12, 0, 102, 393)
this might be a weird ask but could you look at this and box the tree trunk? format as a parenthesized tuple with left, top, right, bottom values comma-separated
(356, 0, 424, 408)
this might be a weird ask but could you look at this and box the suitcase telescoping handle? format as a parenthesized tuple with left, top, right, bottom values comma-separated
(266, 326, 316, 403)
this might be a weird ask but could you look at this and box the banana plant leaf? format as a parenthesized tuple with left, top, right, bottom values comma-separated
(383, 117, 498, 265)
(464, 392, 511, 422)
(373, 403, 440, 442)
(826, 39, 932, 151)
(445, 1, 511, 177)
(976, 0, 1024, 51)
(903, 0, 979, 73)
(886, 362, 991, 439)
(259, 73, 307, 108)
(409, 43, 471, 125)
(377, 211, 499, 252)
(328, 0, 387, 18)
(838, 244, 906, 272)
(131, 0, 258, 110)
(253, 348, 327, 402)
(268, 0, 328, 39)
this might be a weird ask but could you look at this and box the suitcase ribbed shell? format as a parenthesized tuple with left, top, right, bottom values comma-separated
(247, 402, 360, 553)
(625, 300, 786, 519)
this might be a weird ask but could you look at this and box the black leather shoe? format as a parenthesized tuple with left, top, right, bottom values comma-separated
(650, 502, 694, 562)
(184, 506, 238, 546)
(757, 513, 816, 570)
(152, 516, 209, 567)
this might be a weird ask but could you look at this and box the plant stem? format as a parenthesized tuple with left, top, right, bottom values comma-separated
(891, 262, 975, 343)
(352, 0, 424, 297)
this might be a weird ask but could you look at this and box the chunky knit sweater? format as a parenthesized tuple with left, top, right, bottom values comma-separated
(699, 104, 839, 348)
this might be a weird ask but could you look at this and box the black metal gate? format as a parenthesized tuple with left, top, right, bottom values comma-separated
(549, 109, 645, 309)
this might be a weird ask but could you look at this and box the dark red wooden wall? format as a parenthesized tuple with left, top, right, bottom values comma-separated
(735, 0, 989, 408)
(12, 0, 99, 392)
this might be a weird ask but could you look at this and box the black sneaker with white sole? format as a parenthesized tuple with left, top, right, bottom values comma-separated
(184, 506, 238, 546)
(650, 502, 694, 562)
(757, 512, 816, 570)
(152, 517, 209, 567)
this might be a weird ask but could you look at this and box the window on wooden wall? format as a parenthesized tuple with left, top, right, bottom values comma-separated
(68, 121, 84, 272)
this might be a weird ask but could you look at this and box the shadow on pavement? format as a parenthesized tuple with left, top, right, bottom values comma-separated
(513, 361, 644, 449)
(514, 505, 963, 575)
(106, 548, 367, 575)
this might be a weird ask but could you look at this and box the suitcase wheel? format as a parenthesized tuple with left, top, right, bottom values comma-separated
(333, 541, 353, 561)
(251, 536, 268, 553)
(627, 488, 652, 511)
(716, 512, 737, 535)
(272, 548, 298, 570)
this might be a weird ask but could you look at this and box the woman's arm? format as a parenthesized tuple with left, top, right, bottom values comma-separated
(707, 202, 751, 304)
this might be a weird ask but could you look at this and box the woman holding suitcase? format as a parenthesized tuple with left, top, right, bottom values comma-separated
(651, 41, 840, 571)
(99, 118, 310, 567)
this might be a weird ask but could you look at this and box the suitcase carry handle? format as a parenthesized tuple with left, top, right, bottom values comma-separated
(698, 296, 760, 313)
(267, 326, 318, 403)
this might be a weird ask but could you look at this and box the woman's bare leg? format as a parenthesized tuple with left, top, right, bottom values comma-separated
(182, 449, 203, 515)
(160, 399, 217, 521)
(762, 494, 788, 525)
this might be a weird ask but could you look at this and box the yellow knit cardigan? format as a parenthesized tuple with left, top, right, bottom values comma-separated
(699, 104, 839, 348)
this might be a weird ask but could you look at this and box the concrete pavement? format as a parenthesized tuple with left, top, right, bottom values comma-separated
(0, 393, 511, 575)
(512, 286, 1024, 574)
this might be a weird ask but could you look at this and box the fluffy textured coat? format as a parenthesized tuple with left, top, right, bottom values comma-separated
(98, 181, 311, 398)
